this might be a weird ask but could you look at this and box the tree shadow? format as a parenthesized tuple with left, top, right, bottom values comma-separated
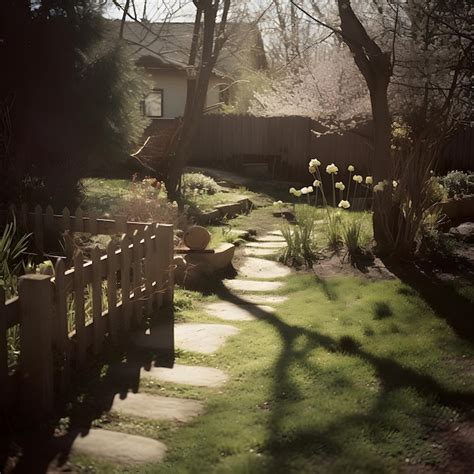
(382, 259, 474, 343)
(214, 278, 474, 471)
(1, 310, 175, 473)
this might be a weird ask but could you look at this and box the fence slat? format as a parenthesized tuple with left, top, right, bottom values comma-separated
(54, 258, 70, 392)
(0, 287, 8, 406)
(75, 208, 84, 232)
(73, 251, 86, 366)
(20, 203, 28, 232)
(91, 247, 104, 354)
(34, 205, 44, 256)
(18, 274, 54, 417)
(132, 230, 143, 325)
(120, 236, 132, 333)
(144, 226, 154, 314)
(62, 207, 71, 232)
(88, 211, 98, 235)
(106, 241, 118, 343)
(158, 224, 174, 306)
(45, 205, 55, 235)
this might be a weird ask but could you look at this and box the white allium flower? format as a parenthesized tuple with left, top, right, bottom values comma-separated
(373, 181, 385, 192)
(300, 187, 309, 194)
(338, 200, 351, 209)
(289, 187, 296, 195)
(307, 186, 314, 193)
(326, 163, 338, 174)
(392, 180, 398, 189)
(294, 190, 302, 197)
(348, 165, 355, 172)
(365, 176, 373, 185)
(313, 179, 321, 187)
(273, 200, 283, 206)
(353, 175, 363, 184)
(308, 158, 321, 173)
(335, 181, 345, 191)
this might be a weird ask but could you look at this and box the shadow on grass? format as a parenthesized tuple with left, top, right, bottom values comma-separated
(0, 309, 175, 473)
(213, 278, 474, 472)
(383, 259, 474, 344)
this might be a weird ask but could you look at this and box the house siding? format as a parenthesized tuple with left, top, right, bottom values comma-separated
(144, 69, 223, 119)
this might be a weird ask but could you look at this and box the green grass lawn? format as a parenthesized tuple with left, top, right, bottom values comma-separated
(70, 274, 474, 473)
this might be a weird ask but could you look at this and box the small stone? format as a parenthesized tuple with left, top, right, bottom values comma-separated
(223, 279, 283, 292)
(245, 241, 287, 249)
(112, 392, 204, 423)
(255, 235, 286, 242)
(243, 247, 279, 256)
(175, 323, 240, 354)
(70, 429, 167, 465)
(237, 294, 288, 305)
(204, 301, 275, 321)
(183, 226, 211, 250)
(239, 257, 291, 279)
(141, 364, 227, 388)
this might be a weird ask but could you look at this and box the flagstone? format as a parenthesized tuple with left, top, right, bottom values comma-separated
(175, 323, 240, 354)
(243, 247, 279, 256)
(255, 235, 286, 242)
(223, 279, 283, 293)
(70, 429, 167, 465)
(112, 392, 204, 423)
(245, 241, 287, 249)
(204, 301, 275, 321)
(238, 257, 291, 279)
(141, 364, 227, 388)
(237, 294, 288, 305)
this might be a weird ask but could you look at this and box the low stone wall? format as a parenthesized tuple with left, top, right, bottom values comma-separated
(438, 195, 474, 222)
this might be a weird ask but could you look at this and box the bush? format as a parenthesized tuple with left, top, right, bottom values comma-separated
(438, 170, 474, 198)
(182, 173, 220, 196)
(281, 204, 318, 266)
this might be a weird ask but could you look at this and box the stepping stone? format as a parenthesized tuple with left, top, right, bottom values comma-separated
(70, 429, 167, 465)
(110, 363, 228, 388)
(243, 247, 279, 256)
(204, 301, 275, 321)
(238, 294, 288, 305)
(223, 279, 283, 293)
(141, 364, 227, 388)
(175, 323, 240, 354)
(245, 241, 287, 249)
(268, 230, 283, 236)
(255, 235, 286, 242)
(239, 257, 291, 279)
(112, 392, 204, 423)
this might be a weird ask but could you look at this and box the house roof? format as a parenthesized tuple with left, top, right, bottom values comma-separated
(106, 20, 267, 78)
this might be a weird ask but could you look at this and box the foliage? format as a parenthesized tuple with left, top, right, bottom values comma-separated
(341, 218, 363, 262)
(181, 173, 220, 196)
(0, 216, 31, 297)
(0, 1, 149, 208)
(438, 170, 474, 199)
(281, 204, 318, 266)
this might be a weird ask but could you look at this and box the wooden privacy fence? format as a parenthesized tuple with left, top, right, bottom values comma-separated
(191, 115, 473, 181)
(0, 218, 174, 416)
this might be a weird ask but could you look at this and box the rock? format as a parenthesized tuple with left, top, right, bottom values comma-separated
(214, 203, 242, 219)
(243, 247, 278, 257)
(175, 323, 240, 354)
(238, 257, 291, 279)
(70, 429, 167, 465)
(449, 222, 474, 242)
(255, 235, 287, 242)
(245, 241, 287, 249)
(141, 364, 227, 388)
(183, 226, 211, 250)
(223, 279, 283, 293)
(204, 301, 275, 321)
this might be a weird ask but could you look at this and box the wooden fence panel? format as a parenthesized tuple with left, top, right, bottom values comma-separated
(120, 236, 132, 332)
(132, 230, 143, 325)
(144, 226, 154, 314)
(0, 288, 7, 406)
(106, 241, 118, 344)
(73, 251, 86, 366)
(91, 247, 104, 354)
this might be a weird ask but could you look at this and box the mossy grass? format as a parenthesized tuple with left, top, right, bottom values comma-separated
(69, 274, 474, 473)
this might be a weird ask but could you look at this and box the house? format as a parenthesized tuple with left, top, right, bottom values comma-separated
(109, 21, 267, 119)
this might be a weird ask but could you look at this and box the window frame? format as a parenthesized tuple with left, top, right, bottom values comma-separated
(144, 88, 164, 118)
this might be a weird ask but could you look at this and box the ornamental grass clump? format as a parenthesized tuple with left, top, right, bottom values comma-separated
(288, 157, 374, 253)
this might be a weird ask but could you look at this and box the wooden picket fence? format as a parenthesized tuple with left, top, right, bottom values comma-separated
(0, 207, 174, 417)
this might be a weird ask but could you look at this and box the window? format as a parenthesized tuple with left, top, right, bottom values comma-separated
(144, 89, 163, 118)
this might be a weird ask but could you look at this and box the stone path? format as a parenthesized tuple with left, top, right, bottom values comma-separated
(69, 226, 288, 468)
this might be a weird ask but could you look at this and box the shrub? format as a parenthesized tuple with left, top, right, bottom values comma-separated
(182, 173, 220, 196)
(281, 204, 318, 266)
(342, 219, 363, 263)
(438, 170, 474, 198)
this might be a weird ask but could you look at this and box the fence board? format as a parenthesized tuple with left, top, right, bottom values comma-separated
(0, 288, 8, 405)
(120, 236, 132, 332)
(54, 258, 70, 392)
(91, 247, 104, 354)
(132, 230, 143, 325)
(73, 251, 86, 365)
(144, 226, 154, 314)
(106, 241, 118, 343)
(34, 205, 44, 255)
(75, 208, 84, 232)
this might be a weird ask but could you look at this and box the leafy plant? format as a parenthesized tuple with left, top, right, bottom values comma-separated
(342, 219, 363, 263)
(181, 173, 220, 196)
(438, 170, 474, 198)
(0, 216, 31, 297)
(281, 204, 318, 266)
